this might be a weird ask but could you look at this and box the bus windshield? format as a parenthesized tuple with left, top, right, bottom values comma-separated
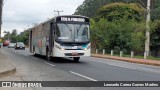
(56, 23, 90, 42)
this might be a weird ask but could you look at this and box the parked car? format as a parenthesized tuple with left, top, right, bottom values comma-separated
(3, 40, 10, 47)
(15, 42, 25, 50)
(8, 43, 16, 48)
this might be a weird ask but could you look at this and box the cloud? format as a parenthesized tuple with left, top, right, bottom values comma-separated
(2, 0, 84, 36)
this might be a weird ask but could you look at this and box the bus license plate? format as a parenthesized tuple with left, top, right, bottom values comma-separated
(72, 52, 78, 56)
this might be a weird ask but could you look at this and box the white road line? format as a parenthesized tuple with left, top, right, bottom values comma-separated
(106, 63, 137, 70)
(70, 71, 98, 81)
(44, 62, 55, 67)
(22, 54, 28, 57)
(32, 57, 38, 61)
(87, 59, 137, 70)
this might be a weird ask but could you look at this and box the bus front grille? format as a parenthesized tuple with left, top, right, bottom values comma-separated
(65, 53, 84, 56)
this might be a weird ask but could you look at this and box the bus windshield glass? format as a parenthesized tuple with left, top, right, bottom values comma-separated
(56, 23, 90, 42)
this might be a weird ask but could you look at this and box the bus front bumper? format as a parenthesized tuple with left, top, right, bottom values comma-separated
(53, 47, 91, 57)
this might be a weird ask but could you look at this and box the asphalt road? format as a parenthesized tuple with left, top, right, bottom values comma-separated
(1, 47, 160, 90)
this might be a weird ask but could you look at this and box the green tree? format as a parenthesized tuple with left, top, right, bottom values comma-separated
(150, 20, 160, 48)
(20, 30, 29, 45)
(3, 32, 11, 40)
(151, 0, 160, 20)
(10, 29, 18, 43)
(90, 2, 146, 53)
(74, 0, 147, 17)
(96, 3, 144, 21)
(3, 29, 29, 45)
(91, 18, 145, 52)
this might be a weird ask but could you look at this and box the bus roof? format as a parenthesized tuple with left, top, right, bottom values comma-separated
(27, 15, 89, 31)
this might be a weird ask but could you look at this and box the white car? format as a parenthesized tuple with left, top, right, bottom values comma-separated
(8, 43, 16, 48)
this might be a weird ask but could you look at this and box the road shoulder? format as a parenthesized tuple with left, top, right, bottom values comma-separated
(0, 50, 16, 77)
(92, 54, 160, 66)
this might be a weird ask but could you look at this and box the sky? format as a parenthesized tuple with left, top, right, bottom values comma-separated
(1, 0, 84, 37)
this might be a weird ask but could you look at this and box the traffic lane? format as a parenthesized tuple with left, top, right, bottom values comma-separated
(2, 48, 160, 90)
(1, 48, 90, 81)
(0, 49, 123, 90)
(5, 48, 160, 81)
(16, 50, 160, 81)
(50, 57, 160, 81)
(85, 57, 160, 73)
(19, 48, 160, 73)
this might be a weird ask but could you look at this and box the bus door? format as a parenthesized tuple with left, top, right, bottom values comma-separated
(49, 22, 54, 55)
(29, 30, 33, 53)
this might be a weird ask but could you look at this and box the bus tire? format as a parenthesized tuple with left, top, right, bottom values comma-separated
(33, 46, 37, 56)
(33, 51, 37, 57)
(46, 48, 51, 61)
(73, 57, 80, 62)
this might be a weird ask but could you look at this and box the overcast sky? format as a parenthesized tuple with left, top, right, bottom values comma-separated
(2, 0, 84, 36)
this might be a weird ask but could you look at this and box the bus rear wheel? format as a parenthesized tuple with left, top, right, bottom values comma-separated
(73, 57, 80, 62)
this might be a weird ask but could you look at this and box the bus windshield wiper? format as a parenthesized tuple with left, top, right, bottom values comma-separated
(63, 22, 73, 40)
(63, 22, 72, 32)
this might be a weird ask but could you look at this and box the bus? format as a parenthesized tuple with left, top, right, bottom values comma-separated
(29, 15, 91, 62)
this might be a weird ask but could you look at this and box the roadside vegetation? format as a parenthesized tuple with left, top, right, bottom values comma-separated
(75, 0, 160, 59)
(3, 29, 29, 45)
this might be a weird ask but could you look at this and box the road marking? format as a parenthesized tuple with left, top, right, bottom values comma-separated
(70, 71, 97, 81)
(32, 57, 38, 61)
(106, 63, 137, 70)
(21, 54, 28, 57)
(87, 59, 137, 70)
(24, 55, 28, 56)
(44, 62, 55, 67)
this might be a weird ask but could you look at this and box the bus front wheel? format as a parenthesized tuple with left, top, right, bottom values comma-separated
(46, 49, 51, 61)
(73, 57, 80, 62)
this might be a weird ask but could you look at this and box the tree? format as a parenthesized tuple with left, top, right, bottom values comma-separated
(96, 3, 145, 21)
(3, 31, 10, 40)
(151, 0, 160, 20)
(150, 20, 160, 47)
(91, 18, 146, 53)
(90, 2, 146, 53)
(74, 0, 147, 17)
(20, 30, 29, 45)
(10, 29, 17, 43)
(3, 29, 29, 45)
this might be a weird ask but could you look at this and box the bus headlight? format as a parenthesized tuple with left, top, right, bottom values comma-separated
(83, 44, 91, 51)
(60, 48, 65, 51)
(55, 44, 65, 51)
(84, 48, 87, 51)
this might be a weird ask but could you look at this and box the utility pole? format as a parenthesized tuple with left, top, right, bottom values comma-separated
(145, 0, 151, 56)
(0, 0, 3, 48)
(0, 0, 3, 37)
(54, 10, 63, 15)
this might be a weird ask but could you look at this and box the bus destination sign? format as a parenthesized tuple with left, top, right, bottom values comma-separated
(61, 17, 85, 22)
(57, 16, 89, 22)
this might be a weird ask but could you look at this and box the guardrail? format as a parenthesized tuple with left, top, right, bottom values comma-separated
(92, 49, 160, 60)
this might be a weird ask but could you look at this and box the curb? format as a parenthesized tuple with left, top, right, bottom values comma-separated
(0, 67, 16, 77)
(92, 54, 160, 67)
(0, 51, 16, 77)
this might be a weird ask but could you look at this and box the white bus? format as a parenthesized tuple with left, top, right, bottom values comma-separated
(29, 15, 91, 62)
